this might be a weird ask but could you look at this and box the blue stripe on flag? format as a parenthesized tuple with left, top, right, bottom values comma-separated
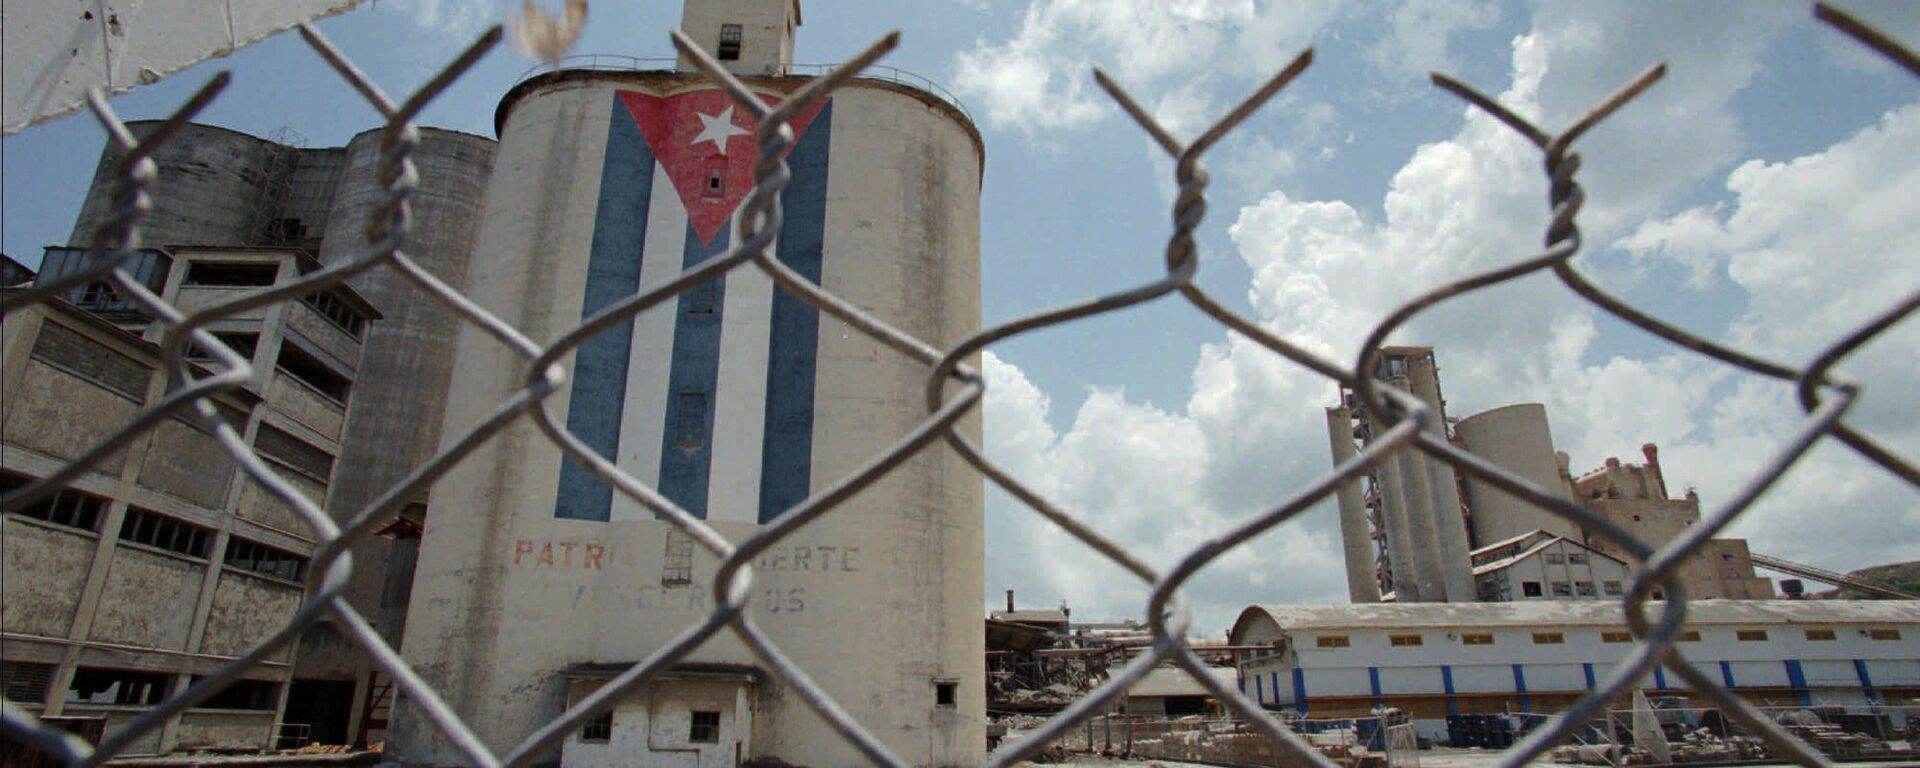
(758, 101, 833, 524)
(555, 99, 656, 521)
(656, 221, 732, 518)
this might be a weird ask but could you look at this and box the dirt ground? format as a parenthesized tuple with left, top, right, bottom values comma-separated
(1034, 747, 1920, 767)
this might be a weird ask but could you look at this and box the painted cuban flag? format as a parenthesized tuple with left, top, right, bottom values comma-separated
(555, 88, 832, 525)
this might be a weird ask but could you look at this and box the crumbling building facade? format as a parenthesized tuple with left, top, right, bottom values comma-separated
(3, 245, 378, 753)
(4, 114, 494, 752)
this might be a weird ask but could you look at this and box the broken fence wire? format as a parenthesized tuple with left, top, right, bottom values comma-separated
(2, 4, 1917, 767)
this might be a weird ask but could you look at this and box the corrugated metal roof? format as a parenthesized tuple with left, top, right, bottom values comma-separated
(1127, 666, 1237, 699)
(1233, 600, 1920, 636)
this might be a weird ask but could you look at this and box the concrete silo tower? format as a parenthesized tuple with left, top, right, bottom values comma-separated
(388, 0, 985, 765)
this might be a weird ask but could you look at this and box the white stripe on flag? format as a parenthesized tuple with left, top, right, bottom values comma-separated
(610, 163, 689, 522)
(705, 206, 775, 524)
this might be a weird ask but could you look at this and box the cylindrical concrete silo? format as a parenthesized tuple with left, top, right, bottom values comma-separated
(67, 122, 283, 248)
(1403, 353, 1474, 602)
(1455, 403, 1576, 545)
(301, 128, 495, 679)
(389, 59, 984, 768)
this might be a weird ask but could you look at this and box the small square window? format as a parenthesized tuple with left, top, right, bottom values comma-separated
(1315, 635, 1350, 648)
(689, 711, 720, 743)
(1461, 633, 1495, 646)
(935, 681, 957, 707)
(717, 24, 743, 60)
(1736, 630, 1768, 642)
(1568, 552, 1588, 564)
(1552, 582, 1573, 597)
(1868, 629, 1902, 641)
(1389, 634, 1423, 647)
(1532, 632, 1565, 645)
(673, 392, 709, 449)
(1575, 581, 1595, 597)
(1522, 581, 1543, 597)
(1544, 553, 1564, 565)
(1603, 580, 1624, 596)
(581, 711, 612, 743)
(1601, 631, 1634, 644)
(1804, 628, 1836, 641)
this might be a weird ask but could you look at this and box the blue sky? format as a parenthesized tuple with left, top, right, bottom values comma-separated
(5, 1, 1918, 635)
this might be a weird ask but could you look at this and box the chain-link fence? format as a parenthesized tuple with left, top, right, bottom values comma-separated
(3, 3, 1917, 767)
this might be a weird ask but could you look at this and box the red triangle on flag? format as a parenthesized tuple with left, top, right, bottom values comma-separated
(618, 89, 826, 246)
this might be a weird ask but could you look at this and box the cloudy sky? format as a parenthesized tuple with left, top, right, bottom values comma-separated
(4, 1, 1916, 637)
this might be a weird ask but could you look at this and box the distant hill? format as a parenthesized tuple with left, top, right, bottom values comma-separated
(1811, 561, 1920, 600)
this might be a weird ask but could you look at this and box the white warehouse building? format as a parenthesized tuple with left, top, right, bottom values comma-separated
(1229, 602, 1920, 742)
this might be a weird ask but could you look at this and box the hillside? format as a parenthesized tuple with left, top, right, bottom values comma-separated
(1811, 561, 1920, 600)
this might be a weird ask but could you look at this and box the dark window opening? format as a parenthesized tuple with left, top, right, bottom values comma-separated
(673, 392, 708, 449)
(119, 508, 212, 558)
(935, 681, 957, 708)
(717, 24, 743, 60)
(266, 218, 307, 245)
(703, 157, 726, 197)
(689, 710, 720, 743)
(1521, 581, 1543, 597)
(2, 662, 56, 704)
(275, 342, 352, 403)
(184, 261, 279, 287)
(77, 280, 124, 307)
(225, 538, 309, 582)
(185, 332, 260, 364)
(190, 677, 280, 710)
(66, 668, 169, 706)
(581, 711, 612, 742)
(3, 471, 106, 532)
(300, 290, 367, 339)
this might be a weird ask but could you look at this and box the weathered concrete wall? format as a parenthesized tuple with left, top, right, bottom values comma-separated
(390, 73, 983, 767)
(8, 352, 144, 474)
(173, 711, 275, 751)
(68, 709, 166, 755)
(88, 547, 202, 649)
(563, 679, 750, 768)
(201, 572, 304, 658)
(265, 372, 348, 442)
(137, 419, 236, 508)
(0, 519, 94, 636)
(67, 122, 279, 248)
(285, 302, 365, 372)
(235, 468, 327, 536)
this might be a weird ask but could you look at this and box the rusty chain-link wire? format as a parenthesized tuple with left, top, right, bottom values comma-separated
(3, 3, 1916, 766)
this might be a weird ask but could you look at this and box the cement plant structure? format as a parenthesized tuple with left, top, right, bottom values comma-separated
(1328, 347, 1772, 605)
(387, 2, 987, 766)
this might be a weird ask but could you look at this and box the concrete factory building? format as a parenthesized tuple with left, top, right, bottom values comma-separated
(2, 246, 379, 753)
(5, 106, 494, 751)
(1230, 601, 1920, 743)
(388, 1, 987, 766)
(1327, 346, 1774, 604)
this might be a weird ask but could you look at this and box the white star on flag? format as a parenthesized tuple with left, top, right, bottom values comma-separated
(691, 106, 750, 156)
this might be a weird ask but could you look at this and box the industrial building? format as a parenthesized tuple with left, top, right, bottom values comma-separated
(5, 114, 493, 751)
(2, 245, 378, 753)
(387, 1, 987, 766)
(1327, 346, 1774, 604)
(1229, 601, 1920, 743)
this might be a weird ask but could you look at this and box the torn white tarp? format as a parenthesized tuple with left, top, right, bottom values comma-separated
(2, 0, 365, 135)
